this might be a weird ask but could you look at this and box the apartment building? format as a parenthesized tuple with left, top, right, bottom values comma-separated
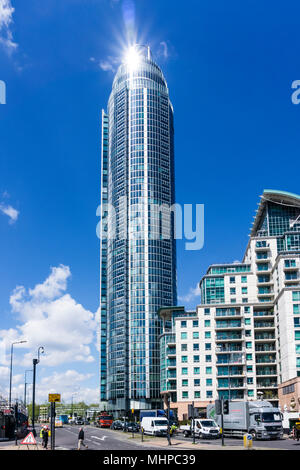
(159, 190, 300, 420)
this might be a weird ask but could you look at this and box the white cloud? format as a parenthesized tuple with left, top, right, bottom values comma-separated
(0, 0, 17, 53)
(0, 202, 19, 223)
(0, 265, 96, 368)
(0, 369, 99, 405)
(178, 284, 201, 304)
(90, 55, 119, 73)
(99, 56, 119, 73)
(159, 41, 168, 59)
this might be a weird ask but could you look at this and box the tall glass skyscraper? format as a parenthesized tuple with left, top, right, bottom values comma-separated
(99, 45, 177, 414)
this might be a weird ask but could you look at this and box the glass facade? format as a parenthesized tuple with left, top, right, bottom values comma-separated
(100, 45, 177, 412)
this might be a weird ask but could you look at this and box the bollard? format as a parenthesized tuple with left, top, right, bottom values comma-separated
(243, 433, 253, 449)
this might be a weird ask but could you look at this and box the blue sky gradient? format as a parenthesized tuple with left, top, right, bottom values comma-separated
(0, 0, 299, 403)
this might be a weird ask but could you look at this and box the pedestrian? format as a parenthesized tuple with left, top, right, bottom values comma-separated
(77, 427, 88, 450)
(42, 425, 49, 449)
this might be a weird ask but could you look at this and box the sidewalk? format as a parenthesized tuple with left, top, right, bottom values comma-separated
(0, 443, 44, 451)
(111, 431, 284, 451)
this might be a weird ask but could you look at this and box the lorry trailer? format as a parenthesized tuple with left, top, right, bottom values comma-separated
(207, 400, 283, 440)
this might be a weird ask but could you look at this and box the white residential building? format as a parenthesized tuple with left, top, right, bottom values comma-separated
(160, 190, 300, 420)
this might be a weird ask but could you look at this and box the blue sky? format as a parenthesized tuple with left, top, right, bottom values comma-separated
(0, 0, 299, 404)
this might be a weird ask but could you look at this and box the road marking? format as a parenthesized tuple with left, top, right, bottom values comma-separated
(91, 435, 107, 441)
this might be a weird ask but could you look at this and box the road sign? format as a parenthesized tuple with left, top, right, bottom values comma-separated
(21, 432, 37, 445)
(48, 393, 61, 403)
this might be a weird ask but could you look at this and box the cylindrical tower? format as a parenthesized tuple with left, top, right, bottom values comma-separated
(101, 45, 177, 414)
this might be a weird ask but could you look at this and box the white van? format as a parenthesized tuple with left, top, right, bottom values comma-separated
(141, 417, 168, 436)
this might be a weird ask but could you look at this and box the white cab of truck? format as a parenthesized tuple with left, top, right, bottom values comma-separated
(141, 417, 168, 436)
(180, 419, 220, 439)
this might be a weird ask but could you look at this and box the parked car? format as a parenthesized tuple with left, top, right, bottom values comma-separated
(124, 422, 140, 433)
(111, 420, 124, 430)
(75, 418, 84, 425)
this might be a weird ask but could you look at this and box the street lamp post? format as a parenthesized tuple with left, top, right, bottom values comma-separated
(9, 340, 27, 408)
(32, 346, 44, 435)
(24, 370, 32, 408)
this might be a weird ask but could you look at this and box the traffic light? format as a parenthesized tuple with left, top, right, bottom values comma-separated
(223, 399, 229, 414)
(215, 400, 222, 415)
(188, 404, 194, 420)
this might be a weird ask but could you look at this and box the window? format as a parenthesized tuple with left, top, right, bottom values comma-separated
(293, 291, 300, 301)
(204, 320, 211, 327)
(247, 365, 253, 372)
(194, 367, 200, 374)
(181, 355, 188, 363)
(205, 355, 212, 362)
(206, 367, 212, 374)
(193, 331, 199, 339)
(242, 298, 248, 303)
(246, 342, 252, 349)
(205, 331, 211, 339)
(294, 318, 300, 328)
(230, 298, 236, 304)
(181, 332, 187, 340)
(247, 377, 253, 384)
(182, 379, 188, 387)
(230, 288, 236, 295)
(244, 306, 250, 313)
(285, 259, 296, 268)
(295, 331, 300, 341)
(206, 378, 212, 386)
(242, 287, 248, 294)
(205, 343, 211, 351)
(181, 344, 187, 351)
(182, 367, 188, 375)
(246, 354, 252, 361)
(181, 321, 187, 328)
(294, 305, 300, 315)
(193, 320, 199, 327)
(241, 276, 247, 283)
(206, 391, 213, 398)
(245, 330, 251, 337)
(245, 318, 251, 325)
(182, 391, 188, 399)
(204, 308, 210, 315)
(193, 343, 199, 351)
(194, 355, 200, 362)
(248, 390, 254, 397)
(194, 391, 201, 399)
(194, 379, 200, 387)
(296, 345, 300, 354)
(230, 277, 235, 284)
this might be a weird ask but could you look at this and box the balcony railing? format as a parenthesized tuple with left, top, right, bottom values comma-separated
(216, 333, 243, 341)
(256, 368, 277, 376)
(256, 356, 276, 364)
(254, 322, 275, 328)
(255, 333, 275, 340)
(253, 311, 274, 317)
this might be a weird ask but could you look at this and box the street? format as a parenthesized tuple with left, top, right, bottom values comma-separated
(36, 425, 164, 451)
(1, 425, 299, 451)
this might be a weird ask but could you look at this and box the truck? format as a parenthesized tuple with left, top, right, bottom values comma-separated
(180, 418, 220, 439)
(139, 409, 176, 424)
(140, 416, 168, 436)
(96, 412, 113, 428)
(58, 415, 68, 425)
(207, 400, 283, 440)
